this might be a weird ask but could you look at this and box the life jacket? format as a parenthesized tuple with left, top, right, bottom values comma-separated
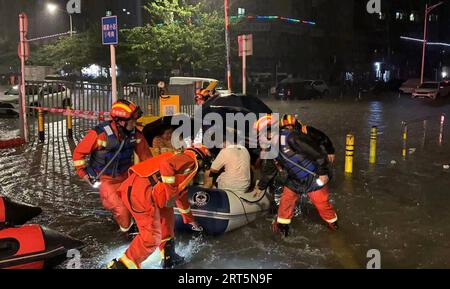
(0, 197, 5, 224)
(276, 129, 317, 181)
(130, 151, 199, 192)
(126, 152, 199, 212)
(88, 121, 136, 177)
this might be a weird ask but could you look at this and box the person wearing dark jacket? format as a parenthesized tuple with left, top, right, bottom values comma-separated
(256, 114, 338, 237)
(295, 120, 336, 163)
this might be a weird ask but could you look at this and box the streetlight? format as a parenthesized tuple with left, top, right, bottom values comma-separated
(46, 3, 58, 14)
(46, 2, 73, 37)
(421, 1, 444, 84)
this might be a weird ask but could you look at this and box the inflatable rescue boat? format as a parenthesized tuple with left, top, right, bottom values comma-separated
(0, 196, 42, 227)
(175, 186, 271, 235)
(0, 196, 84, 269)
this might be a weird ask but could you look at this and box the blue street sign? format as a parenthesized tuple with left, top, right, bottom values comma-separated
(102, 16, 118, 45)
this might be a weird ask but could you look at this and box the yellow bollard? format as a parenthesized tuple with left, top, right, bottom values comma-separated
(422, 120, 427, 149)
(369, 126, 377, 164)
(439, 113, 445, 146)
(345, 134, 354, 174)
(67, 106, 73, 139)
(402, 122, 408, 159)
(38, 109, 45, 143)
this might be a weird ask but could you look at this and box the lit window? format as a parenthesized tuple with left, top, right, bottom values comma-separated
(410, 13, 415, 22)
(396, 12, 404, 20)
(429, 14, 438, 22)
(378, 12, 385, 20)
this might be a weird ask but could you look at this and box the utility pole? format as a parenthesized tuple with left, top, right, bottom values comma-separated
(242, 35, 247, 95)
(224, 0, 232, 93)
(18, 13, 29, 142)
(69, 14, 73, 37)
(421, 2, 444, 84)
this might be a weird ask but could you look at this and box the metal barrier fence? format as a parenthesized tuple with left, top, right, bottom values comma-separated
(400, 113, 446, 159)
(24, 81, 196, 142)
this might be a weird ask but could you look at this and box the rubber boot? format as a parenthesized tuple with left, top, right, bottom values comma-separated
(161, 239, 185, 269)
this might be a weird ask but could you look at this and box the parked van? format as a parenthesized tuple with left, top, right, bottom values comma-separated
(169, 77, 218, 91)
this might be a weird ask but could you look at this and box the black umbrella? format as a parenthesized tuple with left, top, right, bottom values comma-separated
(142, 115, 195, 147)
(198, 94, 272, 160)
(202, 94, 272, 116)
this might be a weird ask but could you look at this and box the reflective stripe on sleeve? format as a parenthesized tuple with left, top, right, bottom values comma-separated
(277, 217, 291, 225)
(326, 215, 338, 224)
(97, 140, 107, 147)
(73, 160, 86, 167)
(178, 207, 191, 214)
(161, 176, 175, 184)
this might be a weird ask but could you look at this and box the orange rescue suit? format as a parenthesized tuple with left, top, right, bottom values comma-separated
(72, 121, 152, 229)
(118, 151, 198, 267)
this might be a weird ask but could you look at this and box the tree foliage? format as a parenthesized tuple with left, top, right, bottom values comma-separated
(30, 25, 110, 73)
(31, 0, 226, 81)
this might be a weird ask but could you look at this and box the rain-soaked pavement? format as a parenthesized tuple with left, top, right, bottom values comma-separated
(1, 92, 450, 269)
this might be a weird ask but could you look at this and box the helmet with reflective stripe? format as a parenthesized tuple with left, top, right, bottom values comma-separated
(280, 114, 297, 128)
(110, 99, 143, 120)
(185, 145, 212, 170)
(196, 89, 210, 97)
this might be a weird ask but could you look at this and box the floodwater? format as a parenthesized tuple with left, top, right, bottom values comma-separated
(1, 92, 450, 269)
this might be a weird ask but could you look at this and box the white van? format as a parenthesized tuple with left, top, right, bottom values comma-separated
(169, 77, 218, 91)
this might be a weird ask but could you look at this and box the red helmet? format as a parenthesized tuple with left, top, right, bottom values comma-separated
(280, 114, 297, 128)
(110, 99, 142, 120)
(186, 145, 212, 169)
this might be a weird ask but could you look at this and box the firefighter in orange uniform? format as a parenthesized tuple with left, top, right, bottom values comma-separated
(255, 114, 338, 236)
(107, 146, 210, 269)
(73, 99, 152, 232)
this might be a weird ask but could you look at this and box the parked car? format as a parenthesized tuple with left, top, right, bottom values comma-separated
(275, 79, 305, 100)
(412, 81, 450, 100)
(308, 80, 330, 95)
(399, 79, 421, 94)
(0, 83, 72, 116)
(275, 79, 329, 100)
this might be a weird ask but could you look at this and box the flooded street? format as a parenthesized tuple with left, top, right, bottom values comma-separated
(1, 93, 450, 269)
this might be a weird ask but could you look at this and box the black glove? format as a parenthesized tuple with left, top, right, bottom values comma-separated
(272, 219, 289, 237)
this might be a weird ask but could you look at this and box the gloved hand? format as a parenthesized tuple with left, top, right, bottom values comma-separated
(272, 220, 289, 237)
(189, 221, 203, 232)
(328, 154, 335, 163)
(327, 221, 339, 231)
(83, 175, 92, 185)
(83, 175, 101, 189)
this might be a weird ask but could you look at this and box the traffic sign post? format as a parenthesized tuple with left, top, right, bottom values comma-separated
(102, 16, 118, 104)
(238, 34, 253, 95)
(18, 12, 29, 142)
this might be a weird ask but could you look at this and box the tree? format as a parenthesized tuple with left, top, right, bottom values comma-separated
(30, 26, 110, 74)
(123, 0, 226, 80)
(30, 0, 227, 82)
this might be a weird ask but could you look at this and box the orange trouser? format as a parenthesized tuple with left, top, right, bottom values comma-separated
(277, 186, 337, 225)
(120, 177, 162, 267)
(99, 173, 131, 229)
(159, 190, 195, 251)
